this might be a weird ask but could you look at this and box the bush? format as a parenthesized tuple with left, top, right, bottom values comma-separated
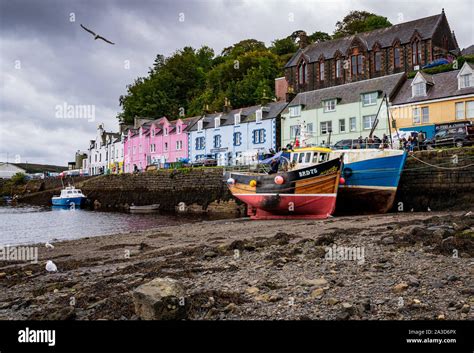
(11, 172, 27, 185)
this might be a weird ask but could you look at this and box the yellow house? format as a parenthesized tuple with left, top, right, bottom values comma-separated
(390, 62, 474, 137)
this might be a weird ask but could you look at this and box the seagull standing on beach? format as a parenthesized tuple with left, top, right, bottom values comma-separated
(45, 242, 54, 249)
(80, 24, 115, 45)
(46, 260, 58, 272)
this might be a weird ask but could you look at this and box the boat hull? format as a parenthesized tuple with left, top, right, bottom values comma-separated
(51, 197, 85, 207)
(332, 149, 407, 214)
(226, 157, 342, 220)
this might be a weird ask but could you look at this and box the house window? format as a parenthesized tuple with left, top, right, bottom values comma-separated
(467, 101, 474, 118)
(290, 125, 301, 139)
(319, 61, 325, 81)
(413, 107, 429, 123)
(197, 120, 203, 131)
(195, 137, 205, 150)
(214, 117, 220, 128)
(151, 129, 155, 137)
(339, 119, 346, 133)
(213, 135, 221, 148)
(412, 40, 421, 65)
(289, 106, 301, 117)
(412, 82, 426, 97)
(176, 140, 183, 150)
(320, 121, 332, 135)
(253, 129, 265, 144)
(306, 123, 313, 134)
(351, 54, 363, 75)
(460, 74, 473, 89)
(164, 128, 168, 136)
(324, 99, 336, 112)
(233, 132, 242, 146)
(177, 125, 181, 134)
(362, 92, 378, 106)
(362, 115, 376, 130)
(375, 52, 382, 72)
(455, 102, 465, 120)
(336, 59, 342, 78)
(349, 117, 356, 131)
(256, 109, 263, 123)
(164, 142, 168, 151)
(394, 47, 401, 68)
(234, 113, 241, 125)
(150, 144, 156, 153)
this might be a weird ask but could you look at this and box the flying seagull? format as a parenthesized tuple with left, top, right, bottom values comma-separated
(80, 24, 115, 45)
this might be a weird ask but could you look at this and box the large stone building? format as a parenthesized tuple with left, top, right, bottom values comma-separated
(284, 10, 459, 95)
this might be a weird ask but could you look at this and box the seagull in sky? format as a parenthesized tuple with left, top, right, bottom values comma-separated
(80, 24, 115, 45)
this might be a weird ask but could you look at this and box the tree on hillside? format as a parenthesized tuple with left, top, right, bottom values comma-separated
(308, 31, 332, 43)
(333, 10, 392, 38)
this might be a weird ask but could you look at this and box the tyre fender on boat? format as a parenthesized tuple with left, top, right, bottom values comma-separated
(343, 167, 353, 179)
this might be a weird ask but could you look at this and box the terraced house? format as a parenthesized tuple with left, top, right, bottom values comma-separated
(284, 10, 459, 94)
(187, 101, 287, 166)
(88, 124, 121, 175)
(390, 61, 474, 138)
(281, 73, 406, 147)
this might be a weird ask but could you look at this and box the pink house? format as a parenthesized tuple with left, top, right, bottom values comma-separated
(124, 117, 191, 173)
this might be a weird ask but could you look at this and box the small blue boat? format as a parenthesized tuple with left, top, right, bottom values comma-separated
(330, 149, 407, 214)
(51, 186, 87, 207)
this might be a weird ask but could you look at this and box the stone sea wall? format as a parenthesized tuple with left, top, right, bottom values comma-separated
(395, 147, 474, 212)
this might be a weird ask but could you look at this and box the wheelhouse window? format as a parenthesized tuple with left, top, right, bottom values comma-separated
(319, 61, 325, 81)
(394, 47, 401, 68)
(323, 99, 336, 112)
(412, 40, 422, 65)
(289, 105, 301, 117)
(320, 121, 332, 135)
(362, 115, 376, 130)
(298, 61, 307, 85)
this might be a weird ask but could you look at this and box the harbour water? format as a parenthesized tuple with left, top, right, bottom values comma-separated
(0, 204, 203, 246)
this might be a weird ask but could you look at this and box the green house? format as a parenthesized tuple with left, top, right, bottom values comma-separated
(281, 73, 406, 147)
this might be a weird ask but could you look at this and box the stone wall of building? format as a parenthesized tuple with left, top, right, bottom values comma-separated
(395, 147, 474, 211)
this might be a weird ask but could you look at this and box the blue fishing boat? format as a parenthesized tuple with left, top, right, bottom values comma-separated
(330, 149, 407, 214)
(51, 186, 87, 207)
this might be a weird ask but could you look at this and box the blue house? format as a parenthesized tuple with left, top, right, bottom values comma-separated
(186, 101, 288, 166)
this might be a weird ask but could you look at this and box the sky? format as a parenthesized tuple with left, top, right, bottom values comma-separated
(0, 0, 473, 166)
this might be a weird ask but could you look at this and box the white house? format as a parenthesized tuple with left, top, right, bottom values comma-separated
(88, 124, 121, 175)
(0, 163, 26, 179)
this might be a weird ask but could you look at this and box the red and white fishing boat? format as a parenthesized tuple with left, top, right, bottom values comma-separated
(225, 147, 343, 219)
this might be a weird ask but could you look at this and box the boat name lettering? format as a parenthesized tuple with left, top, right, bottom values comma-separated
(320, 166, 337, 176)
(299, 168, 318, 178)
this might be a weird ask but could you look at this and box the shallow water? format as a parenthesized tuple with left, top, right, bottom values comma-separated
(0, 204, 205, 246)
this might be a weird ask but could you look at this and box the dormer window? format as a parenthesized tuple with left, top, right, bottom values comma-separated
(323, 99, 336, 112)
(234, 113, 241, 125)
(460, 73, 473, 89)
(412, 82, 426, 97)
(214, 116, 220, 128)
(139, 129, 142, 137)
(151, 129, 155, 137)
(298, 61, 307, 85)
(256, 109, 263, 122)
(164, 127, 168, 136)
(177, 125, 181, 134)
(197, 120, 203, 131)
(289, 105, 301, 117)
(362, 92, 378, 106)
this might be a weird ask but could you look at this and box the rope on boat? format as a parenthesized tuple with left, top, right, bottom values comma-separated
(408, 154, 474, 170)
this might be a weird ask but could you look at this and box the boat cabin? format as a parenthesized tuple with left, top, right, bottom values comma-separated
(59, 187, 85, 198)
(290, 147, 332, 168)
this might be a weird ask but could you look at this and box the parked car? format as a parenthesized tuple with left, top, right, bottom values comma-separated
(192, 154, 218, 167)
(424, 125, 474, 149)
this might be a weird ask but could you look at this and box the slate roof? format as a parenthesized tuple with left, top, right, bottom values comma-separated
(285, 13, 444, 67)
(461, 45, 474, 56)
(186, 101, 288, 132)
(391, 69, 474, 105)
(286, 72, 406, 110)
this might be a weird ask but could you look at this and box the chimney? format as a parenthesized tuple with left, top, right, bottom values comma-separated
(297, 31, 309, 49)
(275, 77, 289, 102)
(223, 97, 232, 114)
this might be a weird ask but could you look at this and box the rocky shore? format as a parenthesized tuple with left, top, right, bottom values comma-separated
(0, 211, 473, 320)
